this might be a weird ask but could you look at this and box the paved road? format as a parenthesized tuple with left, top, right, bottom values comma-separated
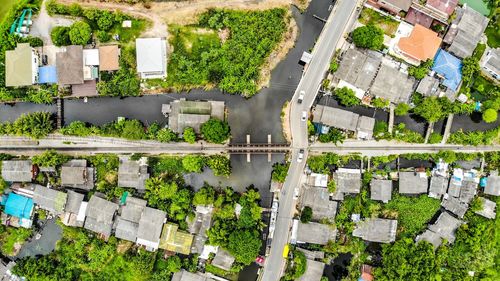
(260, 1, 359, 280)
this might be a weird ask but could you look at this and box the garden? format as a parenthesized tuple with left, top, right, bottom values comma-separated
(358, 7, 399, 36)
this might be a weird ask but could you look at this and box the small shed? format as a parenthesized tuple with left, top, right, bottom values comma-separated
(370, 179, 392, 203)
(484, 172, 500, 196)
(429, 176, 448, 199)
(428, 211, 462, 243)
(211, 248, 235, 271)
(398, 171, 428, 194)
(353, 218, 397, 243)
(295, 221, 337, 245)
(137, 207, 166, 251)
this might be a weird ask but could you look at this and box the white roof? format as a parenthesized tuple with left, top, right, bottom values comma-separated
(83, 49, 100, 66)
(77, 201, 88, 222)
(200, 245, 219, 260)
(136, 38, 166, 73)
(337, 80, 365, 99)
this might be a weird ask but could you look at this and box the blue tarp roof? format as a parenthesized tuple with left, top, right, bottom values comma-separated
(432, 49, 462, 91)
(3, 193, 34, 220)
(38, 66, 57, 84)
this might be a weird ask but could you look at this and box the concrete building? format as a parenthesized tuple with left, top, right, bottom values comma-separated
(295, 220, 337, 245)
(171, 270, 215, 281)
(445, 5, 489, 59)
(334, 168, 362, 194)
(416, 75, 440, 97)
(398, 171, 428, 194)
(480, 48, 499, 81)
(312, 105, 375, 140)
(484, 171, 500, 196)
(137, 207, 166, 251)
(441, 195, 468, 218)
(1, 160, 34, 182)
(5, 43, 39, 87)
(370, 179, 392, 203)
(353, 218, 397, 243)
(33, 185, 67, 215)
(61, 160, 95, 191)
(211, 249, 235, 271)
(429, 176, 448, 199)
(118, 157, 150, 192)
(99, 45, 120, 71)
(307, 173, 329, 188)
(334, 48, 382, 94)
(370, 64, 415, 104)
(297, 259, 326, 281)
(187, 205, 214, 254)
(136, 38, 167, 79)
(162, 99, 225, 134)
(474, 197, 496, 219)
(84, 195, 119, 239)
(300, 186, 337, 221)
(61, 190, 85, 227)
(114, 197, 147, 242)
(56, 45, 84, 86)
(416, 229, 443, 249)
(428, 211, 462, 243)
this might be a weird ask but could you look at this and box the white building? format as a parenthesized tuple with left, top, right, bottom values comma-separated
(135, 38, 167, 79)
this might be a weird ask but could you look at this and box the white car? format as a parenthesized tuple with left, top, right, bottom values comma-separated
(301, 111, 307, 121)
(298, 90, 305, 103)
(297, 149, 304, 163)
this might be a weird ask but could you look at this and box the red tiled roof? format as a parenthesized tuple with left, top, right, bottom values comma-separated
(398, 24, 442, 62)
(426, 0, 458, 16)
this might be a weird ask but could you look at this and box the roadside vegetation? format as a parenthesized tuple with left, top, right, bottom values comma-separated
(358, 8, 399, 36)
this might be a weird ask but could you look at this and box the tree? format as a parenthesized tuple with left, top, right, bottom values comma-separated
(329, 61, 338, 73)
(32, 150, 70, 167)
(461, 56, 480, 86)
(144, 177, 178, 210)
(335, 87, 360, 107)
(227, 230, 262, 265)
(395, 103, 411, 116)
(193, 185, 215, 206)
(271, 162, 289, 183)
(206, 155, 231, 177)
(300, 206, 312, 223)
(352, 25, 384, 50)
(182, 155, 204, 173)
(413, 97, 446, 122)
(50, 26, 71, 46)
(318, 128, 346, 145)
(408, 59, 433, 80)
(183, 127, 196, 144)
(12, 112, 54, 139)
(284, 250, 307, 280)
(482, 108, 498, 123)
(372, 97, 389, 109)
(69, 21, 92, 45)
(201, 119, 231, 144)
(96, 11, 115, 31)
(156, 128, 178, 142)
(428, 132, 443, 144)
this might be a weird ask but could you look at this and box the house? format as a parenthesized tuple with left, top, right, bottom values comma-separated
(33, 185, 67, 215)
(416, 75, 440, 97)
(447, 168, 463, 197)
(416, 229, 443, 249)
(162, 99, 225, 134)
(312, 106, 376, 140)
(396, 24, 442, 64)
(159, 223, 194, 255)
(295, 220, 337, 245)
(398, 171, 429, 194)
(114, 197, 147, 242)
(118, 156, 150, 192)
(171, 270, 215, 281)
(61, 160, 94, 190)
(428, 211, 462, 243)
(5, 43, 39, 87)
(99, 45, 120, 71)
(369, 64, 415, 104)
(432, 49, 462, 92)
(297, 259, 325, 281)
(458, 180, 477, 204)
(62, 190, 85, 227)
(334, 168, 362, 194)
(366, 0, 412, 14)
(307, 173, 328, 188)
(429, 176, 448, 199)
(136, 38, 167, 79)
(300, 186, 337, 221)
(1, 160, 34, 182)
(83, 49, 99, 81)
(352, 218, 397, 243)
(405, 1, 450, 28)
(0, 193, 34, 228)
(426, 0, 458, 17)
(84, 195, 119, 239)
(445, 6, 489, 59)
(370, 179, 392, 203)
(137, 207, 166, 251)
(334, 48, 382, 94)
(441, 195, 468, 218)
(0, 260, 22, 281)
(187, 205, 214, 254)
(474, 197, 496, 219)
(211, 248, 235, 271)
(484, 171, 500, 196)
(71, 80, 98, 97)
(56, 45, 84, 86)
(480, 48, 499, 81)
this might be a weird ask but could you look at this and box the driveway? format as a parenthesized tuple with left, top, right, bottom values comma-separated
(30, 0, 74, 46)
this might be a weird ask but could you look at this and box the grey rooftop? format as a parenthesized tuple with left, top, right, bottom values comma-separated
(474, 197, 496, 219)
(297, 259, 326, 281)
(398, 171, 428, 194)
(429, 176, 448, 199)
(416, 229, 442, 249)
(212, 248, 235, 271)
(334, 169, 362, 194)
(118, 157, 150, 191)
(370, 179, 392, 203)
(300, 186, 337, 221)
(441, 195, 468, 218)
(370, 64, 415, 104)
(296, 221, 337, 245)
(446, 6, 489, 58)
(84, 195, 119, 238)
(484, 172, 500, 196)
(335, 48, 382, 91)
(352, 218, 397, 243)
(33, 185, 67, 215)
(428, 211, 462, 243)
(1, 160, 32, 182)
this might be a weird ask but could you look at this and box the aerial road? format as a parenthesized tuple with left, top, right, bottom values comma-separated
(260, 0, 360, 280)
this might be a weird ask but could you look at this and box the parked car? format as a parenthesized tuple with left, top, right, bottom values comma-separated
(301, 111, 307, 121)
(298, 90, 305, 103)
(297, 149, 304, 163)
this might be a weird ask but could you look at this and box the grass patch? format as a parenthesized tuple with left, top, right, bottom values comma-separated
(359, 7, 399, 36)
(112, 19, 148, 43)
(0, 227, 32, 256)
(205, 264, 238, 281)
(383, 194, 441, 238)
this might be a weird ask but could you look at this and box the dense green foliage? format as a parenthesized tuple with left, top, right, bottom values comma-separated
(144, 177, 192, 221)
(181, 155, 204, 173)
(428, 132, 443, 144)
(167, 8, 287, 96)
(206, 155, 231, 177)
(0, 112, 54, 139)
(409, 59, 433, 80)
(374, 121, 425, 143)
(32, 150, 70, 167)
(334, 87, 360, 107)
(50, 26, 71, 46)
(448, 127, 500, 145)
(98, 47, 141, 97)
(271, 162, 289, 183)
(183, 127, 197, 144)
(201, 119, 231, 144)
(0, 227, 32, 256)
(68, 21, 92, 45)
(394, 103, 411, 116)
(283, 250, 307, 280)
(300, 206, 313, 223)
(483, 108, 498, 123)
(413, 96, 448, 122)
(352, 25, 384, 50)
(318, 128, 346, 145)
(371, 97, 389, 109)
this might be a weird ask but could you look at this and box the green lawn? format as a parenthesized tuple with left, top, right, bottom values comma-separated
(359, 7, 399, 36)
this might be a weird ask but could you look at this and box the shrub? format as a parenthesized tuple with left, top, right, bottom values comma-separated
(335, 87, 360, 107)
(428, 132, 443, 144)
(183, 127, 196, 144)
(372, 97, 389, 109)
(96, 30, 111, 43)
(182, 155, 204, 173)
(300, 206, 312, 223)
(201, 119, 230, 144)
(206, 155, 231, 177)
(352, 25, 384, 50)
(482, 108, 498, 123)
(69, 21, 92, 45)
(271, 162, 289, 183)
(318, 128, 346, 145)
(394, 103, 411, 116)
(50, 26, 71, 46)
